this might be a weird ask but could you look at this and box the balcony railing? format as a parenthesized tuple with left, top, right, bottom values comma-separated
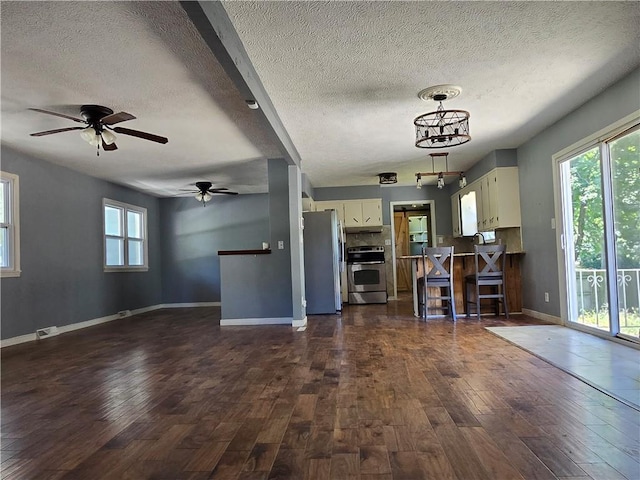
(575, 268, 640, 336)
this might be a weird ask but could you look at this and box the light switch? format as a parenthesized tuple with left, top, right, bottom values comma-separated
(551, 218, 556, 229)
(278, 240, 284, 249)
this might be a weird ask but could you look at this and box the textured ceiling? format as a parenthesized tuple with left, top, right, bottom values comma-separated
(1, 1, 639, 195)
(224, 1, 640, 187)
(0, 1, 282, 196)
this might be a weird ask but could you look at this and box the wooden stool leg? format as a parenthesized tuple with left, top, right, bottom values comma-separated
(464, 280, 470, 318)
(503, 284, 509, 319)
(449, 285, 457, 321)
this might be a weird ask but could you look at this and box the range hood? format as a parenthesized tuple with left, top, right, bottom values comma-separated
(344, 225, 384, 234)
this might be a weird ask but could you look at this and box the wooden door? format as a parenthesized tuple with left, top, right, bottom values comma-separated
(394, 211, 411, 292)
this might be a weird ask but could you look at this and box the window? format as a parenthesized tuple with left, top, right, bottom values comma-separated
(103, 199, 148, 271)
(0, 171, 20, 277)
(555, 115, 639, 342)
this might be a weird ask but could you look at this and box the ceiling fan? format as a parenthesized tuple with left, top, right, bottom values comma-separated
(181, 181, 238, 207)
(29, 104, 168, 155)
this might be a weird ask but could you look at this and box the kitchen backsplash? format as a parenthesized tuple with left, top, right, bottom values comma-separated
(443, 227, 523, 253)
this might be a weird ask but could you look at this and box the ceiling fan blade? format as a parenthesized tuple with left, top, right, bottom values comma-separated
(101, 112, 136, 125)
(102, 139, 118, 151)
(30, 126, 84, 136)
(213, 191, 238, 195)
(207, 187, 229, 192)
(28, 108, 86, 123)
(112, 127, 168, 144)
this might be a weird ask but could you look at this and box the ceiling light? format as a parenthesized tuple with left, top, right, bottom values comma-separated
(414, 85, 470, 149)
(80, 127, 99, 146)
(101, 129, 117, 145)
(195, 191, 212, 203)
(414, 152, 466, 190)
(459, 172, 467, 188)
(245, 100, 259, 110)
(378, 172, 397, 185)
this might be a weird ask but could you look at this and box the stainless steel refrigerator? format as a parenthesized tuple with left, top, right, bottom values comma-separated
(303, 210, 343, 314)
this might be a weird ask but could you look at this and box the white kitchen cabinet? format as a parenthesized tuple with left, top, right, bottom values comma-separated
(451, 167, 521, 237)
(314, 201, 345, 224)
(343, 199, 382, 229)
(451, 194, 462, 237)
(302, 197, 315, 212)
(478, 167, 521, 229)
(460, 187, 479, 236)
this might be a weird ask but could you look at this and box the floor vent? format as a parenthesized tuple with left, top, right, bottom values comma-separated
(36, 326, 59, 339)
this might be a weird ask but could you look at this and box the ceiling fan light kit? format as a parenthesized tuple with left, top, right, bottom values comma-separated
(180, 181, 239, 207)
(29, 104, 168, 156)
(414, 85, 470, 149)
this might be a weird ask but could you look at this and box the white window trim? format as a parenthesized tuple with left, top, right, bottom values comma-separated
(552, 110, 640, 339)
(0, 171, 21, 278)
(103, 198, 148, 272)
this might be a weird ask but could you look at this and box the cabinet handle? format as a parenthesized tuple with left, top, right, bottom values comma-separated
(353, 218, 359, 223)
(365, 217, 371, 223)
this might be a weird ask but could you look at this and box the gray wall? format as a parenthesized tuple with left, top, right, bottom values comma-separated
(159, 193, 270, 303)
(314, 185, 453, 235)
(518, 68, 640, 316)
(218, 158, 294, 320)
(0, 147, 162, 339)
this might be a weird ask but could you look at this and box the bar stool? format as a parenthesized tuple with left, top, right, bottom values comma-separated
(418, 246, 457, 320)
(464, 244, 509, 319)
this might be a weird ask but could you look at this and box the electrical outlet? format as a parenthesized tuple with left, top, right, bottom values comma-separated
(384, 239, 391, 246)
(544, 292, 549, 303)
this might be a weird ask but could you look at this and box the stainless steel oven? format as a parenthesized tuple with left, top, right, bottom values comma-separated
(347, 246, 387, 304)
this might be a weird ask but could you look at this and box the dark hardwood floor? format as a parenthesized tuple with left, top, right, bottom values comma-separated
(1, 299, 639, 479)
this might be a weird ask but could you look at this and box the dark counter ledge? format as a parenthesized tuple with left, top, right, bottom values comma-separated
(218, 249, 271, 255)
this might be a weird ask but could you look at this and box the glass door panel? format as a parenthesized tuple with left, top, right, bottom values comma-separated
(564, 147, 610, 332)
(609, 127, 640, 339)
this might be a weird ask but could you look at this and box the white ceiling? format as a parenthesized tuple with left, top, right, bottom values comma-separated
(2, 1, 639, 195)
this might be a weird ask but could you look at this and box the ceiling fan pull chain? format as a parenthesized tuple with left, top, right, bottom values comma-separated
(97, 141, 100, 157)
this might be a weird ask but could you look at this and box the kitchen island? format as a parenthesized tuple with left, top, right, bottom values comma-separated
(400, 251, 524, 317)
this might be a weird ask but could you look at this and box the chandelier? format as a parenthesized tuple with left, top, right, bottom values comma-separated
(414, 85, 470, 149)
(415, 152, 466, 190)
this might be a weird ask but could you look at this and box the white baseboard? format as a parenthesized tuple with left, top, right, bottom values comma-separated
(1, 333, 37, 348)
(292, 316, 307, 328)
(522, 308, 562, 325)
(159, 302, 221, 308)
(1, 302, 221, 348)
(220, 317, 293, 326)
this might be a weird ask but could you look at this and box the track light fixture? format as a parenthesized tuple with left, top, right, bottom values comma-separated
(414, 152, 466, 190)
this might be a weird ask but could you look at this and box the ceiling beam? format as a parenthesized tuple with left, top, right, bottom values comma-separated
(180, 1, 301, 167)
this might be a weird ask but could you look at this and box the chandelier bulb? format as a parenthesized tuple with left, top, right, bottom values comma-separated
(459, 173, 467, 188)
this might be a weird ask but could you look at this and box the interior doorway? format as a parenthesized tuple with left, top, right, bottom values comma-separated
(389, 200, 436, 299)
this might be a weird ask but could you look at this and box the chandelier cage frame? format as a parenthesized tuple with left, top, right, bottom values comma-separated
(414, 86, 471, 149)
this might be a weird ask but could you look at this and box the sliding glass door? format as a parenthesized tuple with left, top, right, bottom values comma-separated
(559, 123, 639, 341)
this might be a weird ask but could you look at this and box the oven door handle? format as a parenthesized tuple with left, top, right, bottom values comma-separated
(348, 261, 385, 265)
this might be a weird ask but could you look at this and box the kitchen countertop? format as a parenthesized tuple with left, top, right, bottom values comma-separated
(399, 251, 525, 259)
(218, 249, 271, 255)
